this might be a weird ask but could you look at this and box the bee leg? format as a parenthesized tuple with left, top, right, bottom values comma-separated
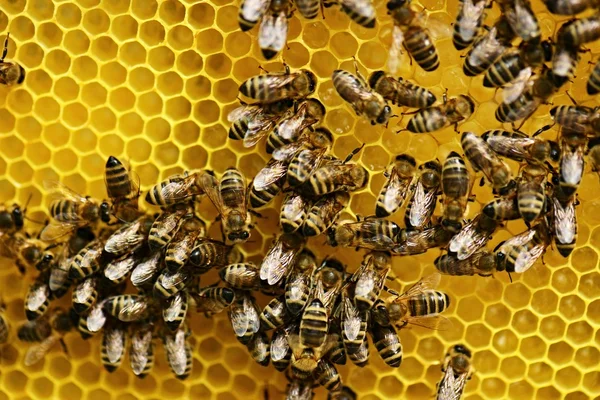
(565, 90, 578, 106)
(59, 337, 70, 358)
(453, 123, 460, 133)
(351, 56, 368, 87)
(0, 32, 8, 63)
(532, 124, 552, 137)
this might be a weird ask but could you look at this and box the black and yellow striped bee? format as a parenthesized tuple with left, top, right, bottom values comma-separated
(101, 323, 126, 372)
(461, 132, 512, 190)
(558, 129, 587, 198)
(104, 156, 141, 222)
(302, 192, 350, 237)
(190, 238, 232, 272)
(220, 262, 260, 290)
(329, 218, 401, 251)
(338, 0, 377, 28)
(404, 94, 475, 134)
(130, 252, 162, 288)
(145, 171, 205, 207)
(267, 99, 326, 153)
(280, 192, 310, 234)
(163, 291, 189, 332)
(441, 152, 471, 233)
(375, 155, 416, 218)
(164, 216, 206, 272)
(314, 357, 342, 391)
(517, 163, 548, 223)
(194, 286, 236, 317)
(497, 0, 540, 42)
(369, 71, 436, 109)
(129, 324, 155, 378)
(544, 0, 598, 15)
(229, 292, 261, 344)
(557, 12, 600, 46)
(154, 267, 193, 300)
(448, 213, 498, 261)
(71, 276, 99, 314)
(248, 330, 271, 366)
(260, 295, 290, 330)
(250, 159, 288, 209)
(300, 280, 336, 348)
(353, 251, 392, 311)
(288, 332, 340, 379)
(404, 161, 441, 230)
(104, 215, 153, 256)
(68, 240, 104, 280)
(240, 65, 317, 102)
(238, 0, 269, 31)
(162, 325, 193, 380)
(258, 0, 292, 60)
(148, 207, 192, 251)
(228, 99, 295, 147)
(435, 250, 498, 277)
(494, 222, 552, 273)
(341, 294, 369, 356)
(482, 128, 560, 165)
(24, 272, 51, 320)
(462, 16, 515, 77)
(285, 249, 317, 315)
(104, 294, 150, 323)
(393, 225, 454, 256)
(549, 185, 578, 258)
(104, 253, 137, 285)
(370, 320, 402, 368)
(260, 233, 306, 286)
(270, 325, 293, 371)
(0, 33, 25, 86)
(436, 344, 474, 400)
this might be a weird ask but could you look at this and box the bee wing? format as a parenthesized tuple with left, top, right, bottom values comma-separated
(26, 284, 49, 311)
(24, 335, 60, 366)
(502, 67, 532, 104)
(158, 177, 199, 204)
(409, 181, 436, 228)
(468, 27, 501, 68)
(228, 105, 255, 123)
(273, 140, 305, 162)
(229, 300, 249, 337)
(105, 257, 136, 282)
(553, 198, 576, 244)
(271, 331, 290, 361)
(260, 239, 295, 285)
(513, 240, 546, 273)
(561, 149, 584, 185)
(43, 181, 87, 202)
(241, 0, 270, 23)
(254, 161, 288, 191)
(501, 228, 537, 250)
(40, 221, 78, 241)
(398, 272, 442, 299)
(164, 292, 185, 322)
(388, 25, 404, 74)
(342, 297, 361, 341)
(439, 365, 468, 400)
(356, 219, 396, 247)
(243, 117, 278, 148)
(199, 173, 225, 215)
(118, 298, 147, 322)
(245, 297, 261, 334)
(449, 217, 489, 260)
(278, 115, 317, 142)
(131, 253, 161, 287)
(291, 148, 327, 185)
(104, 223, 144, 254)
(286, 333, 303, 358)
(87, 302, 107, 332)
(382, 169, 410, 215)
(459, 0, 486, 40)
(486, 134, 534, 161)
(259, 12, 288, 54)
(405, 314, 452, 331)
(165, 332, 188, 376)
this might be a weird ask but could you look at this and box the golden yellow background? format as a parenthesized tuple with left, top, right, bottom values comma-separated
(0, 0, 599, 398)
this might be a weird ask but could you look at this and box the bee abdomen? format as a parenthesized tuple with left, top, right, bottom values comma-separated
(407, 108, 444, 133)
(315, 359, 342, 391)
(404, 27, 439, 71)
(229, 118, 248, 140)
(483, 54, 523, 88)
(240, 76, 273, 101)
(587, 61, 600, 95)
(518, 192, 545, 222)
(50, 200, 79, 222)
(221, 168, 245, 208)
(300, 300, 328, 348)
(250, 181, 283, 209)
(342, 4, 375, 28)
(372, 326, 403, 367)
(105, 156, 131, 199)
(408, 291, 450, 316)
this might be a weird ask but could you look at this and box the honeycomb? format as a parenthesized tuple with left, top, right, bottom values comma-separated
(0, 0, 599, 399)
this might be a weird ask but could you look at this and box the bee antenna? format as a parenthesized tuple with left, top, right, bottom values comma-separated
(507, 271, 513, 283)
(1, 32, 8, 63)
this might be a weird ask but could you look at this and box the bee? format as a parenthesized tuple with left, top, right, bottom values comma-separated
(148, 207, 192, 251)
(130, 324, 155, 378)
(328, 386, 357, 400)
(448, 214, 498, 261)
(280, 192, 309, 234)
(346, 334, 369, 366)
(296, 0, 321, 19)
(369, 71, 436, 109)
(271, 326, 293, 371)
(314, 358, 342, 391)
(153, 266, 193, 299)
(239, 65, 317, 102)
(145, 171, 204, 207)
(385, 273, 451, 330)
(163, 325, 193, 380)
(302, 192, 350, 237)
(353, 251, 391, 311)
(229, 99, 295, 147)
(461, 132, 511, 190)
(558, 130, 587, 198)
(0, 203, 24, 236)
(482, 194, 521, 221)
(68, 240, 104, 280)
(71, 276, 98, 314)
(300, 160, 368, 198)
(229, 293, 261, 344)
(163, 291, 189, 332)
(441, 152, 471, 233)
(339, 0, 376, 28)
(551, 44, 580, 88)
(404, 161, 442, 230)
(80, 300, 108, 336)
(300, 280, 337, 348)
(341, 295, 369, 355)
(452, 0, 488, 50)
(393, 225, 454, 255)
(436, 344, 474, 400)
(104, 253, 137, 285)
(498, 0, 540, 42)
(104, 155, 140, 222)
(19, 308, 73, 366)
(104, 215, 153, 256)
(285, 249, 317, 315)
(164, 216, 206, 272)
(387, 0, 440, 72)
(40, 182, 108, 241)
(0, 302, 9, 344)
(194, 286, 236, 316)
(517, 163, 548, 223)
(259, 0, 291, 60)
(435, 250, 497, 277)
(0, 33, 25, 86)
(101, 323, 127, 372)
(588, 58, 600, 95)
(405, 94, 475, 133)
(24, 272, 51, 320)
(370, 321, 402, 368)
(267, 99, 326, 153)
(557, 12, 600, 46)
(5, 234, 51, 274)
(287, 147, 330, 188)
(260, 233, 306, 286)
(104, 294, 150, 323)
(260, 295, 290, 330)
(288, 333, 340, 379)
(482, 128, 560, 165)
(130, 252, 162, 288)
(329, 218, 401, 250)
(494, 222, 552, 273)
(238, 0, 269, 31)
(248, 331, 271, 366)
(200, 168, 253, 244)
(189, 239, 231, 273)
(375, 155, 416, 218)
(550, 186, 578, 257)
(462, 17, 516, 77)
(251, 160, 288, 209)
(332, 63, 392, 125)
(220, 262, 260, 289)
(544, 0, 597, 14)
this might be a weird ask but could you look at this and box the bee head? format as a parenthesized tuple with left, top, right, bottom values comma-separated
(375, 104, 392, 125)
(100, 201, 111, 223)
(541, 40, 554, 62)
(441, 217, 462, 233)
(368, 70, 386, 89)
(11, 205, 24, 229)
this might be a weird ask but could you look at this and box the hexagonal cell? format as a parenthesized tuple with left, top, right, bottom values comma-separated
(138, 92, 164, 117)
(531, 289, 559, 315)
(62, 102, 89, 128)
(129, 66, 155, 91)
(82, 8, 110, 35)
(120, 42, 147, 66)
(205, 53, 232, 79)
(72, 55, 99, 81)
(201, 124, 228, 150)
(548, 341, 574, 365)
(7, 89, 34, 116)
(127, 138, 152, 163)
(119, 112, 145, 137)
(90, 107, 117, 133)
(558, 295, 586, 321)
(193, 100, 220, 124)
(197, 29, 224, 54)
(109, 87, 136, 112)
(566, 321, 593, 345)
(147, 117, 171, 142)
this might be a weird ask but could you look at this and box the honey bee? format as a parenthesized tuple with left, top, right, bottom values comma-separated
(101, 323, 126, 372)
(435, 250, 497, 277)
(229, 293, 261, 344)
(332, 63, 392, 125)
(104, 253, 138, 285)
(462, 17, 515, 77)
(404, 160, 442, 230)
(71, 276, 98, 314)
(346, 334, 369, 366)
(314, 358, 342, 391)
(19, 308, 74, 366)
(353, 251, 392, 311)
(498, 0, 540, 42)
(588, 58, 600, 95)
(250, 161, 287, 209)
(164, 216, 206, 272)
(452, 0, 488, 50)
(0, 203, 24, 236)
(68, 240, 104, 280)
(0, 302, 9, 344)
(148, 207, 192, 251)
(104, 155, 140, 222)
(229, 99, 295, 147)
(404, 93, 475, 133)
(494, 222, 551, 273)
(104, 215, 153, 256)
(482, 193, 520, 221)
(25, 272, 51, 320)
(300, 159, 368, 198)
(288, 333, 340, 379)
(266, 99, 326, 153)
(130, 324, 155, 378)
(387, 0, 440, 72)
(130, 252, 162, 288)
(328, 386, 357, 400)
(551, 44, 580, 88)
(239, 65, 317, 102)
(549, 186, 578, 257)
(369, 71, 436, 109)
(287, 147, 330, 188)
(517, 163, 548, 223)
(194, 286, 236, 316)
(162, 325, 193, 380)
(145, 171, 205, 207)
(544, 0, 598, 15)
(436, 344, 474, 400)
(200, 168, 254, 244)
(248, 331, 271, 366)
(80, 300, 108, 336)
(558, 130, 587, 198)
(461, 132, 512, 190)
(271, 325, 293, 371)
(4, 234, 51, 274)
(375, 155, 416, 218)
(393, 225, 454, 255)
(482, 128, 560, 165)
(0, 33, 25, 86)
(448, 214, 498, 261)
(220, 263, 260, 290)
(238, 0, 269, 31)
(40, 182, 108, 241)
(483, 40, 552, 88)
(339, 0, 377, 28)
(104, 294, 150, 322)
(259, 0, 291, 60)
(302, 192, 350, 237)
(284, 249, 317, 315)
(441, 152, 471, 233)
(260, 233, 306, 285)
(329, 218, 401, 250)
(300, 280, 337, 348)
(153, 266, 193, 299)
(260, 295, 290, 330)
(557, 12, 600, 46)
(341, 295, 369, 355)
(385, 273, 451, 330)
(370, 321, 403, 368)
(280, 192, 310, 234)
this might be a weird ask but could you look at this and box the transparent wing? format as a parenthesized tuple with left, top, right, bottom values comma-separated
(26, 284, 48, 311)
(502, 67, 531, 104)
(271, 332, 289, 361)
(118, 298, 148, 322)
(260, 239, 295, 285)
(131, 253, 161, 287)
(406, 314, 452, 330)
(561, 150, 584, 185)
(468, 27, 501, 68)
(254, 161, 288, 191)
(438, 365, 468, 400)
(388, 25, 404, 74)
(398, 273, 442, 299)
(87, 302, 107, 332)
(382, 169, 409, 215)
(449, 217, 490, 260)
(553, 198, 576, 244)
(228, 105, 257, 123)
(40, 221, 78, 241)
(43, 181, 87, 202)
(199, 173, 225, 215)
(410, 181, 436, 228)
(342, 296, 361, 341)
(513, 242, 545, 273)
(241, 0, 270, 22)
(272, 140, 305, 162)
(459, 0, 486, 41)
(24, 335, 60, 366)
(245, 297, 261, 334)
(164, 292, 185, 322)
(229, 301, 249, 337)
(104, 257, 136, 282)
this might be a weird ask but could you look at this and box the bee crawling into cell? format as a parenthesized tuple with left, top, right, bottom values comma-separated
(436, 344, 474, 400)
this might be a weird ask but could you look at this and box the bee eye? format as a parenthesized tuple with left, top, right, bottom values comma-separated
(239, 231, 250, 240)
(227, 233, 237, 241)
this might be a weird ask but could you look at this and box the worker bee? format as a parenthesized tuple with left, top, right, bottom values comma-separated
(104, 294, 150, 323)
(271, 326, 293, 371)
(101, 323, 127, 372)
(588, 58, 600, 95)
(329, 218, 401, 250)
(164, 216, 206, 272)
(341, 295, 369, 354)
(375, 155, 416, 218)
(163, 325, 193, 380)
(145, 171, 204, 207)
(267, 99, 326, 153)
(462, 17, 515, 76)
(104, 155, 140, 221)
(393, 225, 454, 255)
(441, 152, 471, 233)
(353, 251, 392, 311)
(369, 71, 436, 109)
(68, 240, 104, 280)
(385, 273, 451, 330)
(498, 0, 540, 42)
(0, 33, 25, 86)
(286, 147, 330, 188)
(452, 0, 488, 50)
(482, 128, 560, 165)
(404, 160, 442, 230)
(260, 233, 306, 286)
(199, 168, 254, 245)
(494, 222, 552, 273)
(229, 99, 294, 147)
(370, 321, 402, 368)
(250, 165, 287, 210)
(550, 186, 578, 257)
(339, 0, 376, 28)
(300, 159, 368, 198)
(332, 64, 392, 125)
(130, 252, 162, 288)
(484, 40, 553, 88)
(104, 215, 153, 256)
(461, 132, 512, 190)
(0, 203, 24, 236)
(285, 249, 317, 315)
(71, 276, 98, 314)
(288, 333, 340, 379)
(25, 272, 51, 320)
(148, 207, 192, 251)
(40, 182, 107, 241)
(153, 266, 193, 299)
(517, 163, 548, 223)
(260, 295, 290, 330)
(448, 214, 498, 261)
(482, 193, 521, 221)
(300, 280, 337, 348)
(239, 66, 317, 102)
(194, 286, 236, 316)
(238, 0, 269, 31)
(220, 263, 260, 290)
(0, 302, 9, 344)
(314, 358, 342, 391)
(19, 308, 74, 366)
(130, 324, 155, 378)
(435, 250, 497, 277)
(302, 192, 350, 237)
(557, 12, 600, 46)
(259, 0, 291, 60)
(558, 130, 587, 198)
(404, 93, 475, 133)
(387, 0, 440, 72)
(280, 192, 310, 234)
(314, 257, 346, 298)
(544, 0, 598, 14)
(229, 293, 261, 344)
(104, 254, 138, 285)
(163, 291, 189, 332)
(436, 344, 474, 400)
(248, 330, 271, 366)
(551, 44, 580, 88)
